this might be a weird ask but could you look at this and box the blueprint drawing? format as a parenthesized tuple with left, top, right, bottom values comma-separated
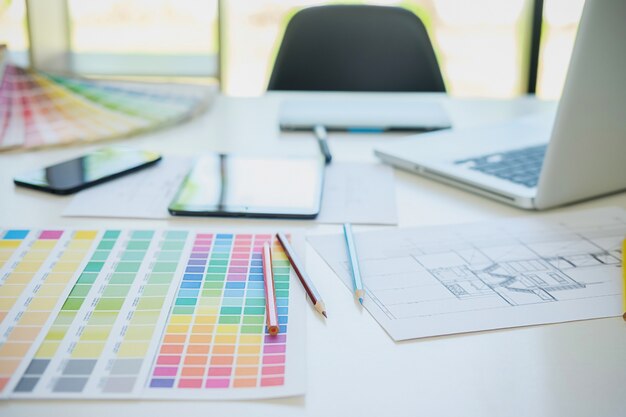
(309, 208, 624, 340)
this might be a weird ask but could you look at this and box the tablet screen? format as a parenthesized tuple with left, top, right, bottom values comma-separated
(168, 154, 324, 218)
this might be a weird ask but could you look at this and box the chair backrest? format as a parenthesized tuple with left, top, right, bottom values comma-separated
(268, 5, 446, 92)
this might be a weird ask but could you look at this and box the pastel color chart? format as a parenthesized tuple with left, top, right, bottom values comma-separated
(0, 60, 214, 152)
(0, 229, 99, 395)
(14, 230, 123, 394)
(0, 228, 304, 400)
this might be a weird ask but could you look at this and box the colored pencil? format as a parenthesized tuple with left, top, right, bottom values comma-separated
(343, 223, 364, 305)
(262, 242, 280, 336)
(276, 232, 327, 318)
(622, 239, 625, 321)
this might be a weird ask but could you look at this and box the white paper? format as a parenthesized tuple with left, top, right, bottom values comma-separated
(63, 156, 193, 219)
(317, 162, 397, 225)
(64, 160, 398, 225)
(308, 207, 625, 341)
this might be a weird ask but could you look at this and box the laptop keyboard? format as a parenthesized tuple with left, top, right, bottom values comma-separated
(454, 144, 547, 188)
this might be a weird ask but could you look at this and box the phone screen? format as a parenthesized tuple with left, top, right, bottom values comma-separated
(14, 148, 161, 194)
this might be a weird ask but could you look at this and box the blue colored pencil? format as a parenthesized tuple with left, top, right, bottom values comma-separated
(343, 223, 364, 305)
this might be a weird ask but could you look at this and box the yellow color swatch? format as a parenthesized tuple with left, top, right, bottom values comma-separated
(22, 251, 49, 261)
(66, 240, 93, 250)
(0, 240, 21, 248)
(74, 231, 97, 239)
(80, 326, 111, 341)
(45, 273, 74, 284)
(169, 315, 192, 324)
(71, 343, 105, 358)
(214, 335, 236, 344)
(0, 285, 25, 297)
(3, 273, 33, 284)
(14, 262, 42, 273)
(124, 326, 154, 340)
(35, 285, 66, 297)
(216, 324, 238, 334)
(117, 341, 149, 357)
(34, 341, 61, 358)
(237, 345, 261, 355)
(0, 298, 17, 310)
(166, 324, 189, 334)
(194, 315, 217, 324)
(239, 335, 262, 345)
(19, 312, 51, 325)
(31, 241, 56, 250)
(51, 262, 81, 273)
(27, 297, 58, 311)
(58, 251, 87, 262)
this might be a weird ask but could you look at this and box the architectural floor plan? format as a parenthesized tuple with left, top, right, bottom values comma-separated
(308, 208, 624, 341)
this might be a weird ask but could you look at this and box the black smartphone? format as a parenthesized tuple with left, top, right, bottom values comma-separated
(13, 147, 162, 195)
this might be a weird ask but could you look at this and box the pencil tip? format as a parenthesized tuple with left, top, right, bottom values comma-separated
(358, 297, 364, 305)
(322, 311, 328, 318)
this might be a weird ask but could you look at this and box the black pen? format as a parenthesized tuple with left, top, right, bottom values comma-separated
(314, 124, 332, 164)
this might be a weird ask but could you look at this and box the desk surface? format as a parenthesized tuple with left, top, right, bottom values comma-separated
(1, 92, 625, 417)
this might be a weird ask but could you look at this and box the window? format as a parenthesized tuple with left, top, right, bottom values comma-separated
(67, 0, 219, 77)
(1, 0, 583, 98)
(0, 0, 29, 66)
(536, 0, 584, 99)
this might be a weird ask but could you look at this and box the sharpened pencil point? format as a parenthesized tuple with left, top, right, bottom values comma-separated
(359, 297, 364, 305)
(322, 311, 328, 318)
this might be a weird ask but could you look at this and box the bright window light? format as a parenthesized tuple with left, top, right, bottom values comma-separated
(68, 0, 218, 55)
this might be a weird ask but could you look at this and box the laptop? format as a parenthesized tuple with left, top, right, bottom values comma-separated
(375, 0, 626, 210)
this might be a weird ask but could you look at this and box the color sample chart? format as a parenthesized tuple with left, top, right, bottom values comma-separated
(2, 228, 305, 400)
(146, 234, 293, 397)
(0, 55, 214, 152)
(0, 229, 99, 396)
(14, 230, 123, 394)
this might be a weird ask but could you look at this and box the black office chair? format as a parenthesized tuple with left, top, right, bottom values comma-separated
(268, 5, 446, 92)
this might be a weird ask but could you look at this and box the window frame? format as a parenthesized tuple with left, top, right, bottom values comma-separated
(25, 0, 222, 80)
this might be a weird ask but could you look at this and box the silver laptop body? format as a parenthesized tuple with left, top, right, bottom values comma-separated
(375, 0, 626, 210)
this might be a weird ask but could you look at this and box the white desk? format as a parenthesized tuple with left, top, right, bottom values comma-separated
(1, 92, 625, 417)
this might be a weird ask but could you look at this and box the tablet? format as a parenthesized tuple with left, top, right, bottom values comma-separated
(168, 154, 325, 218)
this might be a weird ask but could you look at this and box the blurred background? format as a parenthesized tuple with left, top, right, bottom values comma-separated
(0, 0, 584, 98)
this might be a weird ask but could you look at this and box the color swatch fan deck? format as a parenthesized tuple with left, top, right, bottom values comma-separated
(0, 228, 305, 400)
(0, 52, 214, 152)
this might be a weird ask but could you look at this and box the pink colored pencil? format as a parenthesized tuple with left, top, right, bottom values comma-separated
(262, 242, 280, 336)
